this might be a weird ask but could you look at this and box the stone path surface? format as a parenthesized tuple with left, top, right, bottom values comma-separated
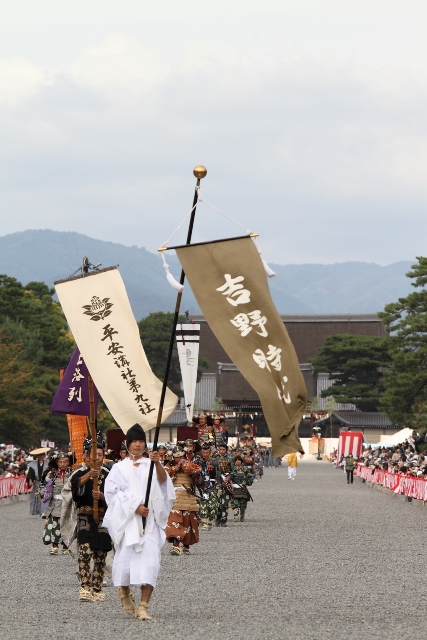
(1, 461, 426, 639)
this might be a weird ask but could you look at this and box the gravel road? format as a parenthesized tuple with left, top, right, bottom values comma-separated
(1, 461, 426, 639)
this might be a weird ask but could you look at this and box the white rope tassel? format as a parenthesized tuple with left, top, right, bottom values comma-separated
(262, 257, 276, 278)
(255, 242, 276, 278)
(162, 253, 184, 293)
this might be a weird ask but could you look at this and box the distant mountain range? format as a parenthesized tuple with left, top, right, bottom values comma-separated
(0, 230, 415, 319)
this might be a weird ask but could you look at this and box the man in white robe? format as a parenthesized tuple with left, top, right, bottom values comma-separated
(103, 424, 175, 620)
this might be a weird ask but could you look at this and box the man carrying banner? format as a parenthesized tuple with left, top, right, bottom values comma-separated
(103, 424, 175, 620)
(70, 432, 112, 602)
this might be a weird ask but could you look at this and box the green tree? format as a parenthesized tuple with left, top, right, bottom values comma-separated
(379, 257, 427, 425)
(211, 397, 224, 411)
(0, 276, 73, 368)
(0, 275, 74, 447)
(410, 401, 427, 437)
(0, 332, 50, 446)
(138, 312, 209, 397)
(306, 396, 322, 412)
(310, 334, 391, 411)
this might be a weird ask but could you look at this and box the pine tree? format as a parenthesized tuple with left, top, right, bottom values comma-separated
(379, 257, 427, 426)
(310, 334, 391, 411)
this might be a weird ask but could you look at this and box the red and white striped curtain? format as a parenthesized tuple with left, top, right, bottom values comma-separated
(337, 432, 364, 465)
(0, 477, 31, 499)
(355, 463, 427, 500)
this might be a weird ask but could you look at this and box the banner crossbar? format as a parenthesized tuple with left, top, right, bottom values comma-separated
(54, 264, 119, 286)
(158, 234, 258, 252)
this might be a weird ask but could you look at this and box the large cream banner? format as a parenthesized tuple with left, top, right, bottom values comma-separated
(55, 267, 178, 434)
(176, 237, 308, 457)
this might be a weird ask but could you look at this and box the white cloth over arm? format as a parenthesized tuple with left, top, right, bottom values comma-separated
(103, 458, 175, 587)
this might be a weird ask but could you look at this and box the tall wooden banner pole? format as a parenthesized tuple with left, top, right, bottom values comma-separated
(142, 165, 207, 520)
(88, 374, 99, 524)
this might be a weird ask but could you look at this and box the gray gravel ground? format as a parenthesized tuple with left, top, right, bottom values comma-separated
(1, 461, 426, 640)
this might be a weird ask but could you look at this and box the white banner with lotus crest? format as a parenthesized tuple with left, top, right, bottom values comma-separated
(55, 267, 177, 434)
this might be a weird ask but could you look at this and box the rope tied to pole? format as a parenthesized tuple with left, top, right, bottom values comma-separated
(161, 252, 184, 293)
(159, 187, 200, 250)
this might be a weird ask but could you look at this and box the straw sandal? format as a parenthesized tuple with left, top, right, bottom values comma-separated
(135, 601, 153, 620)
(91, 591, 106, 603)
(79, 587, 91, 602)
(118, 587, 136, 615)
(169, 545, 182, 556)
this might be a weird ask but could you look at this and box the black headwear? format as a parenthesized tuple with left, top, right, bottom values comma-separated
(48, 451, 72, 469)
(126, 424, 147, 447)
(84, 431, 105, 452)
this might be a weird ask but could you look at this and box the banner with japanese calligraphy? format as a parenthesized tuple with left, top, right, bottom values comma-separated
(54, 267, 178, 434)
(175, 237, 307, 456)
(176, 323, 200, 422)
(51, 347, 98, 415)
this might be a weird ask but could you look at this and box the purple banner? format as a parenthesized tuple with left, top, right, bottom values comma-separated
(51, 347, 98, 416)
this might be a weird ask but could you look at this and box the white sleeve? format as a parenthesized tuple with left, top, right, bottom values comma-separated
(103, 464, 140, 545)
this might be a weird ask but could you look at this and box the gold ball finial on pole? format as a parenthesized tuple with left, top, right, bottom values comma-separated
(193, 165, 207, 179)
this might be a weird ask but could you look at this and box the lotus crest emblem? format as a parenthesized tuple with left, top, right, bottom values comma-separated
(82, 296, 113, 321)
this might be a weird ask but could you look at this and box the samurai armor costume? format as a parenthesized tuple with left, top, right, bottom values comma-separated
(215, 453, 236, 525)
(199, 456, 220, 530)
(165, 461, 202, 548)
(103, 456, 175, 588)
(230, 466, 254, 521)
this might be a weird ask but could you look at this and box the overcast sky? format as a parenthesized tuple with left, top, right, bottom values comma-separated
(0, 1, 426, 265)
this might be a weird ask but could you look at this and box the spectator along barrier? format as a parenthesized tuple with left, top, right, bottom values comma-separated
(355, 463, 427, 501)
(0, 477, 31, 499)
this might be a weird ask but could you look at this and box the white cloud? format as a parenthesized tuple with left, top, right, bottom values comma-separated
(0, 24, 426, 265)
(70, 34, 168, 93)
(0, 57, 45, 103)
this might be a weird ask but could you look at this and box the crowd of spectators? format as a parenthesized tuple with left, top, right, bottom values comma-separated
(0, 445, 31, 479)
(330, 431, 427, 479)
(358, 434, 427, 478)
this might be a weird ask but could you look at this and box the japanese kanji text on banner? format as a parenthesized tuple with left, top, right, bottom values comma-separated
(55, 267, 178, 434)
(175, 237, 307, 457)
(51, 347, 98, 416)
(176, 323, 200, 422)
